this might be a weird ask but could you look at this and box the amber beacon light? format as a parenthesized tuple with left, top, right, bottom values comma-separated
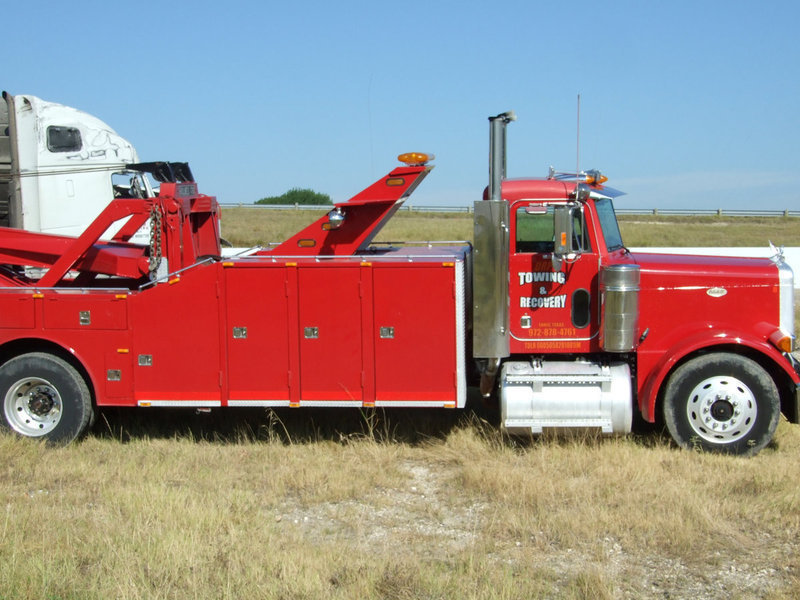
(397, 152, 434, 166)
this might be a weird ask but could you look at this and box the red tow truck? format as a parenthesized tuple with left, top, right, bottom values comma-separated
(0, 113, 797, 455)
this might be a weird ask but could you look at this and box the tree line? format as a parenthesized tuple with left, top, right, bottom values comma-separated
(256, 188, 332, 205)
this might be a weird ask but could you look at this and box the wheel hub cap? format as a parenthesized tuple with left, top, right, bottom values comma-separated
(710, 399, 734, 422)
(28, 385, 57, 416)
(686, 376, 757, 443)
(3, 377, 63, 437)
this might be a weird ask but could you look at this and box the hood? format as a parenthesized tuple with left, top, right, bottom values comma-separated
(631, 251, 780, 290)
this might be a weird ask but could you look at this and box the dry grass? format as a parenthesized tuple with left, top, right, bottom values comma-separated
(2, 404, 799, 599)
(219, 207, 800, 248)
(617, 215, 800, 248)
(219, 207, 474, 248)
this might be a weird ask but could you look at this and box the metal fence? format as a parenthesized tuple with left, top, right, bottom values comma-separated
(615, 208, 800, 217)
(219, 203, 800, 217)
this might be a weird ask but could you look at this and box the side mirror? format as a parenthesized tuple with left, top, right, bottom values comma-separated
(553, 205, 574, 256)
(553, 204, 583, 270)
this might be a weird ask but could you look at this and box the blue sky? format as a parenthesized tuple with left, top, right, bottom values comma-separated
(5, 0, 799, 210)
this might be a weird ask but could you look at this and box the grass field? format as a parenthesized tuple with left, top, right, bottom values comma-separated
(2, 405, 799, 599)
(2, 210, 800, 599)
(219, 208, 800, 248)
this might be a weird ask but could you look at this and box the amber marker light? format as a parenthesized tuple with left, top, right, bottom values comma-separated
(584, 170, 608, 185)
(769, 329, 794, 353)
(398, 152, 434, 166)
(297, 239, 317, 248)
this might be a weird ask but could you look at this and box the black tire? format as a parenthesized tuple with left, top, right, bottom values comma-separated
(663, 352, 779, 456)
(0, 352, 93, 444)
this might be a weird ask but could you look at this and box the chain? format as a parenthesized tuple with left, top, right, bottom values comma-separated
(148, 203, 163, 277)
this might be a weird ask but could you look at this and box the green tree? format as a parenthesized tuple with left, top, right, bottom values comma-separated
(256, 188, 332, 205)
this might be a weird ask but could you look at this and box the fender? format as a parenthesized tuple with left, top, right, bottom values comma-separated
(0, 336, 102, 402)
(638, 328, 799, 422)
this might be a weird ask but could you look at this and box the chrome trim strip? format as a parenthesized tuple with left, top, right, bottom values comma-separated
(375, 401, 457, 408)
(227, 400, 290, 407)
(138, 400, 222, 407)
(227, 399, 457, 408)
(455, 259, 467, 408)
(778, 260, 795, 338)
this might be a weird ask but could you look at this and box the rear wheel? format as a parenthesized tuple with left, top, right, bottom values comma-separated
(0, 353, 93, 444)
(663, 353, 779, 456)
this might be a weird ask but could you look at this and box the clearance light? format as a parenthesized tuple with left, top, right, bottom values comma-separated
(769, 329, 794, 353)
(398, 152, 434, 166)
(584, 170, 608, 185)
(298, 239, 316, 248)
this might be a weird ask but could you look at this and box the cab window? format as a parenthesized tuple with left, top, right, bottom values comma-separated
(516, 205, 591, 253)
(515, 206, 554, 253)
(571, 208, 590, 252)
(47, 126, 82, 153)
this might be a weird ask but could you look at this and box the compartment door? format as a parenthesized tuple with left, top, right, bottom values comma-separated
(373, 264, 459, 404)
(298, 266, 362, 402)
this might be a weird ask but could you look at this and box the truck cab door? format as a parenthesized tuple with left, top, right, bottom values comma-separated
(508, 202, 600, 354)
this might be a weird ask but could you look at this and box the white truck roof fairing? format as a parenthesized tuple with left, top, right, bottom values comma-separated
(2, 92, 143, 238)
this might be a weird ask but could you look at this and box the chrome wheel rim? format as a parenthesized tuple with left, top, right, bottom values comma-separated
(686, 375, 757, 444)
(4, 377, 63, 436)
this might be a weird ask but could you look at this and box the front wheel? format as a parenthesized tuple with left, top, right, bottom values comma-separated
(0, 353, 93, 444)
(663, 353, 780, 456)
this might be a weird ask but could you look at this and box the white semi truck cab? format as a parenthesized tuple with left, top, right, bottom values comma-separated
(0, 91, 153, 240)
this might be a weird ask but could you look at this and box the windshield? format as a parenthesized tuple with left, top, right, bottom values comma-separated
(594, 197, 624, 251)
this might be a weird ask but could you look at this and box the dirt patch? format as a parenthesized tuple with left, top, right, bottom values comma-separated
(274, 457, 795, 599)
(276, 460, 485, 555)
